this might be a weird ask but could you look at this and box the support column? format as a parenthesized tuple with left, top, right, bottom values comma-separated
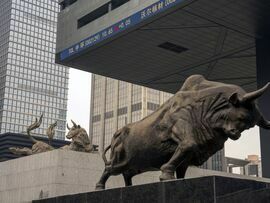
(99, 77, 107, 153)
(221, 149, 226, 172)
(127, 83, 132, 123)
(89, 74, 95, 145)
(113, 80, 119, 131)
(142, 87, 147, 118)
(256, 38, 270, 178)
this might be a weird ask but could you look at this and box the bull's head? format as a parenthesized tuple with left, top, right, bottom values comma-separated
(66, 120, 80, 139)
(214, 83, 270, 140)
(66, 120, 93, 152)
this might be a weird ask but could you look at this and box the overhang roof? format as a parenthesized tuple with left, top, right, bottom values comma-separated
(57, 0, 270, 93)
(226, 157, 250, 167)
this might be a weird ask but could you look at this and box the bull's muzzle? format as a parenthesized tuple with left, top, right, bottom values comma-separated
(225, 128, 241, 140)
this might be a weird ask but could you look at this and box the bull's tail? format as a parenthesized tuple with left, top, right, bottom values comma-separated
(102, 145, 111, 165)
(102, 128, 124, 165)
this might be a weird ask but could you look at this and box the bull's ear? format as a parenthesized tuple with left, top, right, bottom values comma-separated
(229, 92, 240, 105)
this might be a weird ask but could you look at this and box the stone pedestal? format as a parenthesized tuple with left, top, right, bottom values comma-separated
(0, 149, 160, 203)
(1, 150, 269, 202)
(33, 176, 270, 203)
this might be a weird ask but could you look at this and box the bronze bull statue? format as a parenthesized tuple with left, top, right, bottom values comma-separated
(96, 75, 270, 190)
(62, 120, 94, 152)
(9, 114, 55, 155)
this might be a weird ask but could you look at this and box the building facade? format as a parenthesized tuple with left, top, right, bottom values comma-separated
(244, 155, 262, 177)
(89, 74, 173, 151)
(89, 74, 226, 171)
(0, 0, 69, 139)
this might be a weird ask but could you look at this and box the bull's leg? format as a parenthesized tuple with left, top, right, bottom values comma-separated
(176, 164, 188, 179)
(160, 119, 193, 181)
(122, 170, 141, 187)
(160, 145, 191, 181)
(122, 172, 132, 186)
(95, 169, 111, 190)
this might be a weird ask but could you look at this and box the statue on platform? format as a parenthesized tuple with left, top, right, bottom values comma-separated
(9, 115, 56, 155)
(46, 121, 57, 145)
(62, 120, 94, 152)
(96, 75, 270, 190)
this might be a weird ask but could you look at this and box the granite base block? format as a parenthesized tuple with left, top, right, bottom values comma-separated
(33, 176, 270, 203)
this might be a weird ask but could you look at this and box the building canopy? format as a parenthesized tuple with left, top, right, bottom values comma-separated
(56, 0, 270, 93)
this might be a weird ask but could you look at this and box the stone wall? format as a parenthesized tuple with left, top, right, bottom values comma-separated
(0, 150, 158, 202)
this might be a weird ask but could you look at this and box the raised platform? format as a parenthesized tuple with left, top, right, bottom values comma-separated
(0, 132, 70, 162)
(33, 176, 270, 203)
(0, 149, 160, 203)
(1, 150, 269, 202)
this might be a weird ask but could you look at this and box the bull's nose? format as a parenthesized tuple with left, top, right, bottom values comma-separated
(229, 129, 238, 134)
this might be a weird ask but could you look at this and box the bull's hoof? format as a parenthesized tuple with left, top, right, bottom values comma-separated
(105, 165, 114, 173)
(95, 183, 105, 190)
(159, 172, 175, 181)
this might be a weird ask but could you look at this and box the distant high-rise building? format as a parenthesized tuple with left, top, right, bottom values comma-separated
(201, 149, 226, 172)
(89, 74, 226, 171)
(0, 0, 69, 139)
(245, 155, 261, 177)
(89, 74, 173, 152)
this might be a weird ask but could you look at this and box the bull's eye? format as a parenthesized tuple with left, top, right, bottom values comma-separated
(239, 117, 246, 121)
(239, 117, 251, 126)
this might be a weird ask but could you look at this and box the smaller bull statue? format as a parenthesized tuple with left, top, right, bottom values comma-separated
(96, 75, 270, 190)
(9, 115, 55, 155)
(46, 121, 57, 145)
(62, 120, 94, 152)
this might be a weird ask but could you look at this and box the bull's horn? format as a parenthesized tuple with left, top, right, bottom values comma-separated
(241, 83, 270, 103)
(39, 114, 43, 124)
(67, 123, 71, 130)
(71, 120, 78, 127)
(36, 114, 43, 127)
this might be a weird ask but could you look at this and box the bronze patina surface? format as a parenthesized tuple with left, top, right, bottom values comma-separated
(62, 120, 94, 152)
(96, 75, 270, 189)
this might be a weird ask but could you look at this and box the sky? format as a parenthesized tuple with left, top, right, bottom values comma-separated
(66, 68, 91, 133)
(66, 68, 261, 160)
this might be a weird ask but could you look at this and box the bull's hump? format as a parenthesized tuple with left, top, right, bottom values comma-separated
(180, 75, 246, 96)
(198, 85, 245, 99)
(177, 84, 246, 102)
(180, 75, 205, 91)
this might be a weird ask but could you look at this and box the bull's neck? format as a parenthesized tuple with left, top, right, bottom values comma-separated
(191, 93, 229, 143)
